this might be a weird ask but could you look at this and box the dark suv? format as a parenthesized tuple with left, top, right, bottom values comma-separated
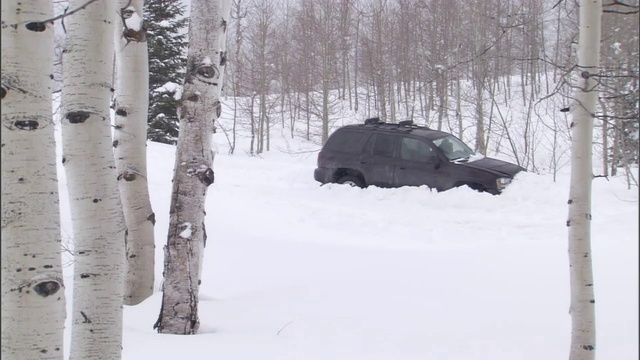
(314, 118, 524, 195)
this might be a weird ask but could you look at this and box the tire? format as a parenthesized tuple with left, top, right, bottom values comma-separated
(465, 182, 486, 193)
(337, 175, 365, 188)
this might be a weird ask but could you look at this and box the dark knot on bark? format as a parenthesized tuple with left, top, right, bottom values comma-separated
(198, 168, 215, 186)
(196, 64, 218, 79)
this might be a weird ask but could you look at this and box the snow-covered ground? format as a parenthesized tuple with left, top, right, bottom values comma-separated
(55, 128, 638, 359)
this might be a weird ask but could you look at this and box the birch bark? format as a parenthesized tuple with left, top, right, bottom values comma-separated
(61, 1, 126, 358)
(113, 0, 155, 306)
(567, 0, 601, 359)
(154, 0, 231, 335)
(1, 2, 66, 358)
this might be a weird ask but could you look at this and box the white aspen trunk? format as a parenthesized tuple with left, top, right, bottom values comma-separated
(598, 97, 608, 177)
(474, 76, 486, 154)
(322, 61, 330, 143)
(113, 0, 155, 306)
(389, 68, 396, 124)
(1, 3, 66, 359)
(567, 0, 601, 359)
(155, 0, 231, 335)
(455, 40, 463, 138)
(61, 1, 126, 358)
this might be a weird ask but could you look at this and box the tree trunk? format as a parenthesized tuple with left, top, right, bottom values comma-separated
(567, 1, 601, 359)
(305, 91, 311, 140)
(258, 94, 264, 153)
(113, 0, 155, 306)
(610, 117, 619, 176)
(263, 93, 269, 152)
(250, 95, 256, 155)
(437, 72, 445, 131)
(322, 55, 330, 144)
(456, 56, 463, 138)
(61, 1, 126, 358)
(354, 13, 360, 112)
(1, 2, 66, 358)
(231, 0, 245, 154)
(389, 69, 397, 124)
(598, 97, 608, 177)
(155, 0, 231, 335)
(474, 75, 487, 154)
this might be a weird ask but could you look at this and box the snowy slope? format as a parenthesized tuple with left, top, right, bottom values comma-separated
(90, 135, 638, 359)
(51, 69, 638, 358)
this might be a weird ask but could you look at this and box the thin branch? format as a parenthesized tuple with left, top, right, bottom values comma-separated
(603, 8, 640, 13)
(596, 115, 640, 121)
(8, 0, 100, 28)
(276, 321, 293, 336)
(603, 0, 640, 13)
(604, 0, 639, 6)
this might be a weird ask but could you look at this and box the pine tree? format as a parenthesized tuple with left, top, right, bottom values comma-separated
(144, 0, 188, 144)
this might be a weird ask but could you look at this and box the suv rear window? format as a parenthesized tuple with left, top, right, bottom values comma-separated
(325, 130, 366, 153)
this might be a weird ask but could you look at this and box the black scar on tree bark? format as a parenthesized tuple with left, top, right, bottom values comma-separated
(25, 22, 46, 32)
(153, 296, 164, 331)
(213, 100, 222, 118)
(198, 168, 214, 186)
(14, 120, 39, 130)
(80, 311, 91, 324)
(196, 64, 217, 79)
(33, 281, 61, 297)
(203, 221, 207, 247)
(66, 111, 91, 124)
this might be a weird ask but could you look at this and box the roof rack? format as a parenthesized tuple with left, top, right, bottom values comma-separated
(362, 117, 430, 131)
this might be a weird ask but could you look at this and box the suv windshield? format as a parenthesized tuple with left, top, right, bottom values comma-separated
(432, 135, 475, 162)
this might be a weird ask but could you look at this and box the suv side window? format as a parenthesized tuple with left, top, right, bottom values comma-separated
(325, 130, 366, 153)
(370, 133, 396, 157)
(400, 137, 436, 162)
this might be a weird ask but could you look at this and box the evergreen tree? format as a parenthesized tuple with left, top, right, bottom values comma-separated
(145, 0, 188, 144)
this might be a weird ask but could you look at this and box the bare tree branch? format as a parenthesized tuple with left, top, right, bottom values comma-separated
(6, 0, 100, 28)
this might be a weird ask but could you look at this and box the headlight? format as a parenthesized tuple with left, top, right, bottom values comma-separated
(496, 177, 512, 190)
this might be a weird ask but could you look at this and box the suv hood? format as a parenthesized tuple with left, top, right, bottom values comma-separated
(460, 157, 524, 178)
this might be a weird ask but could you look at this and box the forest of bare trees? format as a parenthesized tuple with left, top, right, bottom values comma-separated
(1, 0, 637, 359)
(226, 0, 638, 178)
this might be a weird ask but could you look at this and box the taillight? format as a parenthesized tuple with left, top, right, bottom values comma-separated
(317, 151, 326, 167)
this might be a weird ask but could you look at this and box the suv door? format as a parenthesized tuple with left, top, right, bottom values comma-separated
(360, 133, 398, 187)
(394, 136, 442, 188)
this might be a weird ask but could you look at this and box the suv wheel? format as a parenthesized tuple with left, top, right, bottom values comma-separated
(337, 175, 365, 188)
(464, 182, 486, 193)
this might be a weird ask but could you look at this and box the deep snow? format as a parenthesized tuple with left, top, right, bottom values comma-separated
(54, 128, 638, 359)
